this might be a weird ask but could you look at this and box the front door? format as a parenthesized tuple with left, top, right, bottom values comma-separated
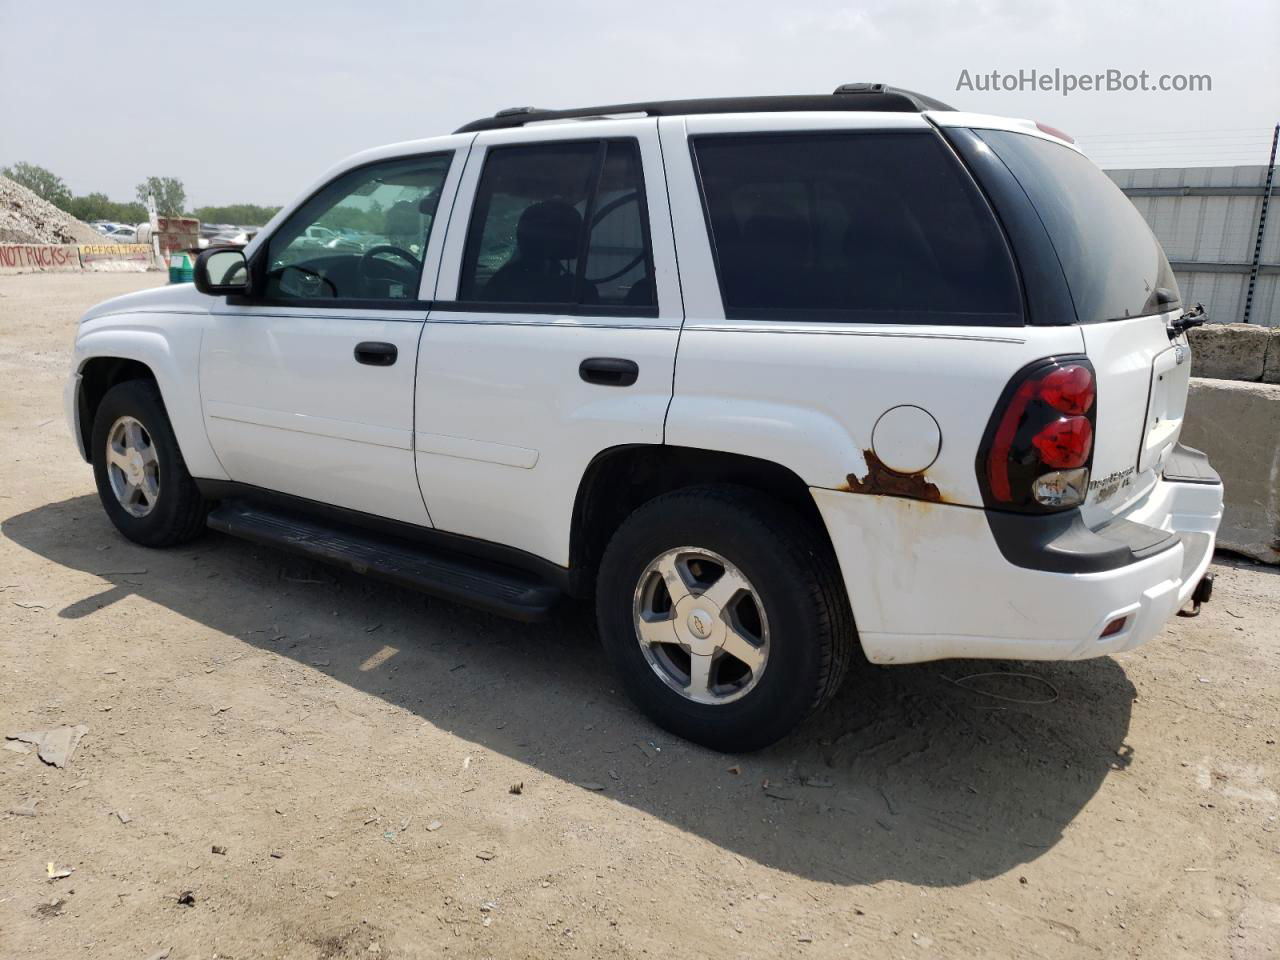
(200, 147, 463, 525)
(414, 121, 683, 565)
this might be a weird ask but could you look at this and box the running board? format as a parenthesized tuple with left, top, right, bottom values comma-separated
(206, 500, 561, 622)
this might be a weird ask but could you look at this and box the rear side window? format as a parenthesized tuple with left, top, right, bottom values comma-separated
(977, 130, 1179, 323)
(458, 139, 655, 310)
(691, 132, 1021, 324)
(585, 144, 655, 306)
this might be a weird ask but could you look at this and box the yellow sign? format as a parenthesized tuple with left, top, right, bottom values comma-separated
(79, 243, 152, 261)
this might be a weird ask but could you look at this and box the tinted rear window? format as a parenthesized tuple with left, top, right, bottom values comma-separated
(691, 132, 1021, 325)
(457, 139, 655, 309)
(977, 130, 1179, 323)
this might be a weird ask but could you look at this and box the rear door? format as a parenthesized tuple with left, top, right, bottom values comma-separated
(413, 119, 682, 566)
(972, 128, 1190, 523)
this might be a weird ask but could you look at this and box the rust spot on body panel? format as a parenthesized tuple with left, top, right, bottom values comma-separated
(844, 449, 943, 503)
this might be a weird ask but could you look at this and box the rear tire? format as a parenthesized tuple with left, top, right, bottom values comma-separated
(91, 379, 209, 547)
(595, 485, 854, 752)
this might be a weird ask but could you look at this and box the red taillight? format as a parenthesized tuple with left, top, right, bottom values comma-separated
(987, 380, 1036, 502)
(982, 358, 1097, 510)
(1039, 363, 1095, 415)
(1032, 416, 1093, 468)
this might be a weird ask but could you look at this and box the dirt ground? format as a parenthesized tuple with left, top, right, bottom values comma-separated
(1, 271, 1277, 960)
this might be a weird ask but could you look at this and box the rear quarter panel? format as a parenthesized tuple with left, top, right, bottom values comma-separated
(665, 321, 1085, 503)
(658, 112, 1085, 504)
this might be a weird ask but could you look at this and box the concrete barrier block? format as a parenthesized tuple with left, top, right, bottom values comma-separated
(1264, 328, 1280, 385)
(1181, 377, 1280, 564)
(0, 243, 83, 274)
(78, 243, 154, 272)
(1187, 323, 1268, 382)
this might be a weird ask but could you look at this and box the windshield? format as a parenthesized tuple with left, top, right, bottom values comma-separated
(977, 130, 1179, 323)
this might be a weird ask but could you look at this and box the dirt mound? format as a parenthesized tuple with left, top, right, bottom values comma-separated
(0, 175, 117, 245)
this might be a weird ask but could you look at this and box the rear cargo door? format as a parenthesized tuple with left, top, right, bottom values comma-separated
(1078, 315, 1190, 516)
(973, 128, 1189, 522)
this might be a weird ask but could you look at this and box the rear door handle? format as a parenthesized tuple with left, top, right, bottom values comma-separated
(354, 341, 397, 366)
(579, 357, 638, 387)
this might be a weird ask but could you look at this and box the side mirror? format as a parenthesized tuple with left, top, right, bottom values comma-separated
(194, 247, 250, 295)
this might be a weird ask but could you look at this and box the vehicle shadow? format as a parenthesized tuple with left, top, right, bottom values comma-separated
(3, 495, 1137, 887)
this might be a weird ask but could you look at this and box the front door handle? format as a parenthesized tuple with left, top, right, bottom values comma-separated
(579, 357, 638, 387)
(354, 341, 397, 366)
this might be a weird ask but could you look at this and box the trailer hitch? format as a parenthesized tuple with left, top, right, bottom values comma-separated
(1178, 572, 1214, 617)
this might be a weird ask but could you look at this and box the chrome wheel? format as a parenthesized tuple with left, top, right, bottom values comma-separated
(632, 547, 770, 705)
(105, 415, 160, 517)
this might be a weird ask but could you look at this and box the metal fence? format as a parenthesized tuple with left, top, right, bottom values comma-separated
(1105, 135, 1278, 327)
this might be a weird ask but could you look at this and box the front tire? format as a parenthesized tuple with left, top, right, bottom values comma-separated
(596, 485, 854, 752)
(91, 379, 209, 547)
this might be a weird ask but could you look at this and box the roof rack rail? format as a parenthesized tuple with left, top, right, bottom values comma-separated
(454, 84, 953, 134)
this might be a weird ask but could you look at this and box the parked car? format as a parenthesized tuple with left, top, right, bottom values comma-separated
(211, 230, 250, 247)
(103, 224, 138, 243)
(298, 224, 340, 247)
(198, 227, 261, 250)
(92, 222, 130, 239)
(65, 84, 1222, 751)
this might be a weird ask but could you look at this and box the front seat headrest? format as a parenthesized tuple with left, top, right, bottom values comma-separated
(385, 200, 419, 237)
(516, 200, 583, 261)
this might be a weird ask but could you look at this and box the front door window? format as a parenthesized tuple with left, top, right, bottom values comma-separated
(262, 152, 452, 303)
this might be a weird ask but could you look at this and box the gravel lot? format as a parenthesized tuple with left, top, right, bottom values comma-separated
(1, 272, 1278, 959)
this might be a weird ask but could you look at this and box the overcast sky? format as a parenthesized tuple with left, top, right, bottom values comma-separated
(1, 0, 1276, 208)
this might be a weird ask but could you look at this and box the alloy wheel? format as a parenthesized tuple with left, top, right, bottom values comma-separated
(632, 547, 770, 705)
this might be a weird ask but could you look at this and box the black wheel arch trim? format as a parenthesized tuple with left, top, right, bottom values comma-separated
(76, 356, 162, 463)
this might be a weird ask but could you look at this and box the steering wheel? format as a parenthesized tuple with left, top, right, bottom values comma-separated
(358, 245, 422, 290)
(268, 263, 338, 299)
(585, 192, 645, 284)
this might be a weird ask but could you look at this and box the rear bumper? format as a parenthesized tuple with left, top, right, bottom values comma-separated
(813, 469, 1222, 665)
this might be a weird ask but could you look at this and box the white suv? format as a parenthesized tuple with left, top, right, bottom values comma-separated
(66, 84, 1223, 751)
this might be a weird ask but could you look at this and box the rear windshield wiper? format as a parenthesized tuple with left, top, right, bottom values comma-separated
(1168, 303, 1206, 338)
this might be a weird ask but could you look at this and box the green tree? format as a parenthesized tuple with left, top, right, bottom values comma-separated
(318, 199, 385, 234)
(68, 193, 147, 224)
(2, 161, 72, 210)
(135, 176, 187, 217)
(192, 203, 281, 226)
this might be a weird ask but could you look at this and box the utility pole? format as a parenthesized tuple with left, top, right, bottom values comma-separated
(147, 192, 162, 266)
(1241, 122, 1278, 323)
